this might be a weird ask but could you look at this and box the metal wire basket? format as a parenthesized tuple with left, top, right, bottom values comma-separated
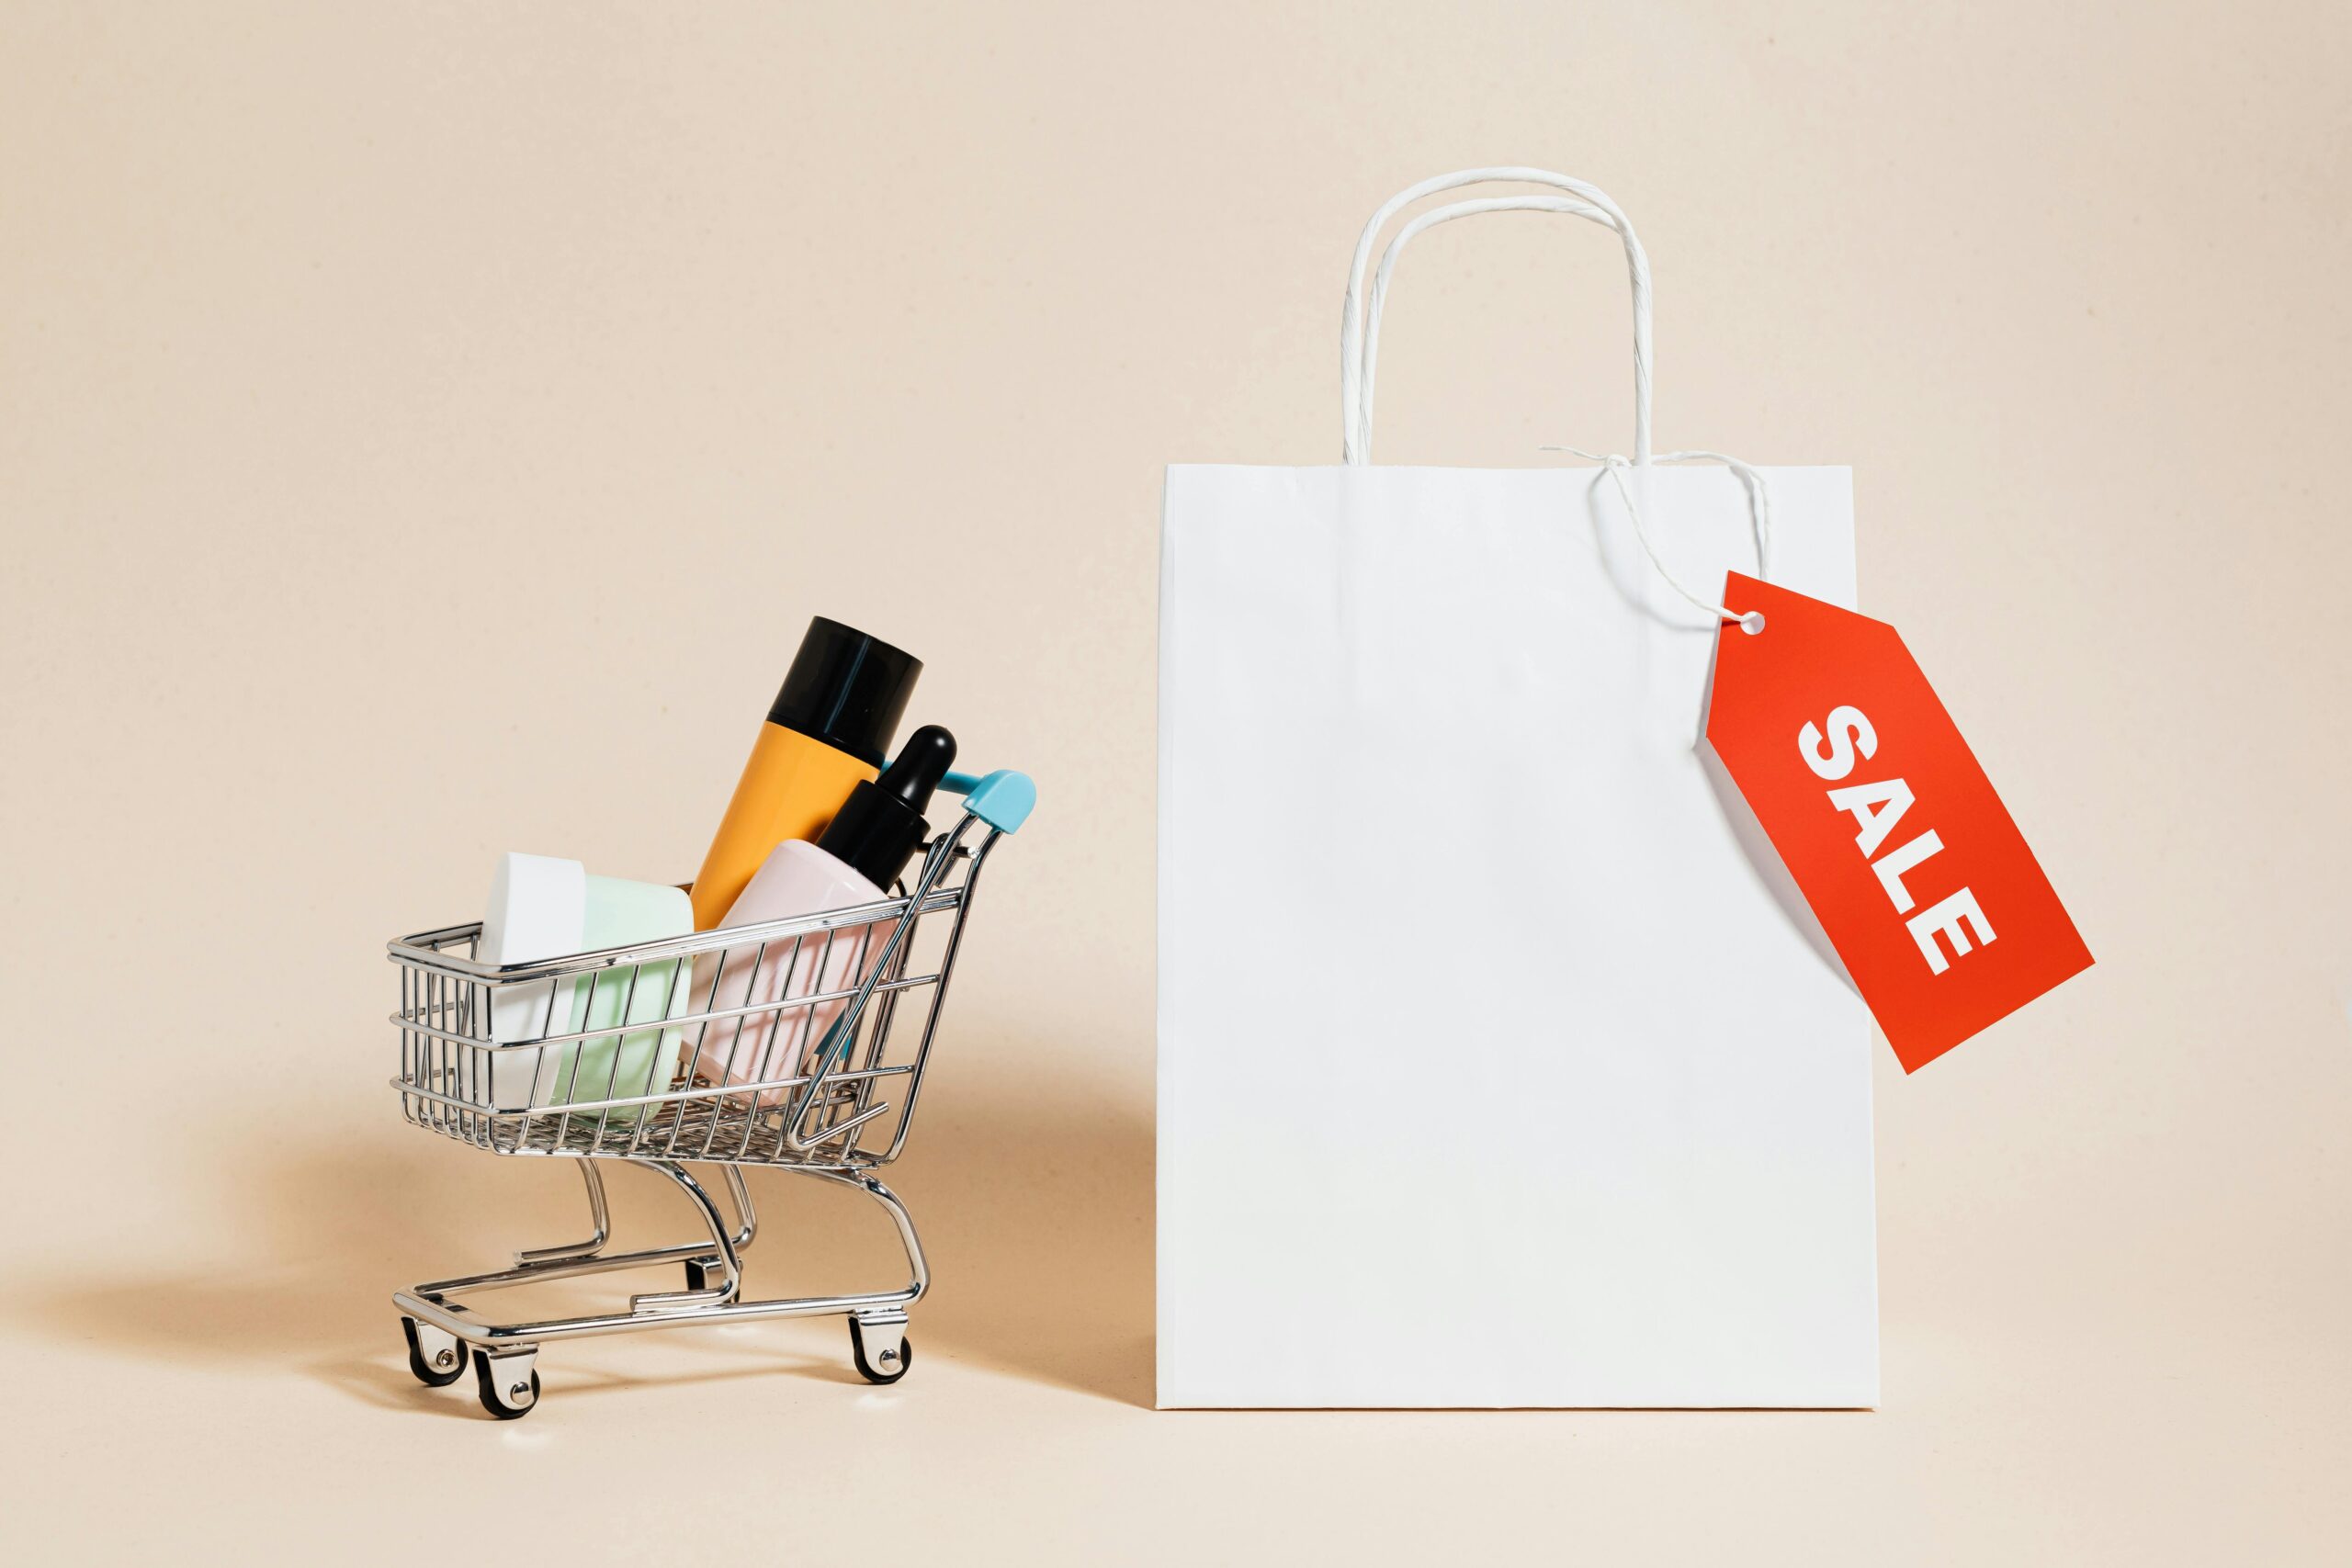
(385, 767, 1034, 1418)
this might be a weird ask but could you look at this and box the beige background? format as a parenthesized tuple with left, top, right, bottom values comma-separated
(3, 1, 2346, 1561)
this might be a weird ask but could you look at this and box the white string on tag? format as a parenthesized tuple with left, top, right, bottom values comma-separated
(1542, 446, 1776, 632)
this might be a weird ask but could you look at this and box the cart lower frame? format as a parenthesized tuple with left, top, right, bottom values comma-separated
(394, 1156, 923, 1416)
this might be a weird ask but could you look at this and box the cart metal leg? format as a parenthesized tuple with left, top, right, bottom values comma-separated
(392, 1159, 927, 1417)
(512, 1160, 611, 1265)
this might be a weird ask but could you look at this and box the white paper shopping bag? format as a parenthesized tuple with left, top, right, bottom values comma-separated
(1159, 169, 1879, 1408)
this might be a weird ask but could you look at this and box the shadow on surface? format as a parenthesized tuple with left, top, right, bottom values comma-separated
(8, 1035, 1153, 1408)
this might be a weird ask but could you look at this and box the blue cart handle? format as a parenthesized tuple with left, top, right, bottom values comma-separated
(939, 769, 1035, 834)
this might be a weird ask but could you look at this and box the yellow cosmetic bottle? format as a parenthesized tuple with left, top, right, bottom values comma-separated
(689, 618, 922, 929)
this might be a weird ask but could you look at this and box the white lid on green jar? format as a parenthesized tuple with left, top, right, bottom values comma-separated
(479, 852, 693, 1114)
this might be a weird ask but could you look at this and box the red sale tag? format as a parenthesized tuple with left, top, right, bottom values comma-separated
(1705, 573, 2092, 1071)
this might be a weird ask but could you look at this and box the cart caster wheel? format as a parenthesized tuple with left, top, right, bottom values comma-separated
(849, 1316, 912, 1384)
(472, 1350, 541, 1420)
(401, 1317, 465, 1388)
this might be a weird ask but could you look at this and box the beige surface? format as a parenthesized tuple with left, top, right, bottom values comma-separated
(2, 1, 2346, 1561)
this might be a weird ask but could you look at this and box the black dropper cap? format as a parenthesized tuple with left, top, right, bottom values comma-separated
(765, 617, 922, 767)
(817, 725, 957, 888)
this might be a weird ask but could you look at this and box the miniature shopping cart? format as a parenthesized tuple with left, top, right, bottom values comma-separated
(387, 768, 1035, 1418)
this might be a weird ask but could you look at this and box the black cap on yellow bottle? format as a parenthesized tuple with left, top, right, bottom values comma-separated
(690, 617, 923, 929)
(765, 617, 922, 765)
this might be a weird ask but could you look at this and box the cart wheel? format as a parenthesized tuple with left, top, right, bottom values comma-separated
(472, 1350, 541, 1420)
(401, 1317, 465, 1388)
(849, 1317, 912, 1384)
